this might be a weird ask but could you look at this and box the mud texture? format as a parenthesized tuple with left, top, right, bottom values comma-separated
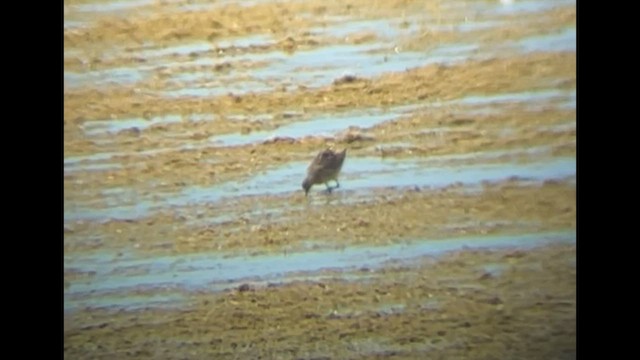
(64, 0, 576, 358)
(64, 244, 576, 359)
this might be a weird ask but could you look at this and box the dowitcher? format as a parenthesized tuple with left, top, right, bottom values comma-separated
(302, 148, 347, 196)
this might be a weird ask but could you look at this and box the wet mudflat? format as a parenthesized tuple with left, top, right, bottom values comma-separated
(64, 0, 576, 358)
(65, 242, 575, 359)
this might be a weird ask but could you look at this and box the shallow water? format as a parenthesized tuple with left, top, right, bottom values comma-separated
(64, 17, 575, 94)
(518, 27, 576, 53)
(64, 0, 577, 330)
(211, 104, 419, 146)
(63, 154, 575, 221)
(71, 0, 154, 14)
(82, 114, 183, 136)
(65, 230, 575, 311)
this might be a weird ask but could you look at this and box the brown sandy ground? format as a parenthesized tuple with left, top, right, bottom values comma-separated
(64, 1, 576, 358)
(64, 51, 575, 148)
(64, 243, 576, 360)
(64, 178, 575, 256)
(64, 1, 575, 206)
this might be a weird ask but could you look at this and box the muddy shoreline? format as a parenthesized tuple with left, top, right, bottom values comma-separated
(64, 0, 576, 358)
(64, 243, 576, 359)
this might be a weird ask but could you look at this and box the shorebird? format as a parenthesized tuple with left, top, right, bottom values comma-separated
(302, 148, 347, 196)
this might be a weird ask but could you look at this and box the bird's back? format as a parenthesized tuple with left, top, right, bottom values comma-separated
(306, 149, 347, 183)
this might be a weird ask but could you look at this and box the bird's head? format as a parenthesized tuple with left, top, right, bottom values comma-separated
(302, 178, 312, 196)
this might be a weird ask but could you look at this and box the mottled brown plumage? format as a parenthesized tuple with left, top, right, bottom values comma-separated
(302, 148, 347, 196)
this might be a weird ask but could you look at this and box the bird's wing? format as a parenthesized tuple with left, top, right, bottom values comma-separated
(307, 150, 335, 173)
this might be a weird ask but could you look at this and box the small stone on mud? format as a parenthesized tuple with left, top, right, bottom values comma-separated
(485, 297, 503, 305)
(263, 136, 296, 145)
(337, 131, 375, 144)
(333, 74, 359, 85)
(450, 118, 475, 126)
(479, 272, 493, 280)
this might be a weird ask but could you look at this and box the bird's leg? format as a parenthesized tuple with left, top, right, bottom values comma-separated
(334, 179, 340, 188)
(325, 182, 333, 193)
